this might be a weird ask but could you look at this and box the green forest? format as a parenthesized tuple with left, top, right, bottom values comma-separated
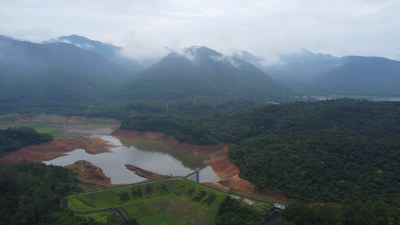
(0, 127, 52, 154)
(0, 162, 94, 225)
(113, 99, 400, 202)
(0, 162, 131, 225)
(277, 199, 400, 225)
(2, 99, 400, 223)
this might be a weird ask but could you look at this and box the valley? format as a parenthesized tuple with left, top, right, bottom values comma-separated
(1, 31, 400, 225)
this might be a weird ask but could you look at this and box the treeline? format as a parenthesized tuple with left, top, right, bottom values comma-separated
(0, 162, 125, 225)
(278, 199, 400, 225)
(0, 127, 52, 154)
(0, 162, 92, 225)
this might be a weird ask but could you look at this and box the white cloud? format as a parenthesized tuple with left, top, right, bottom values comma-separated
(0, 0, 399, 60)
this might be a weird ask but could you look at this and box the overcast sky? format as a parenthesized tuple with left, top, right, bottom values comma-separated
(1, 0, 399, 61)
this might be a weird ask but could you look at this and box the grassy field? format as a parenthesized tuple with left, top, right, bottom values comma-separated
(0, 114, 118, 138)
(68, 178, 229, 225)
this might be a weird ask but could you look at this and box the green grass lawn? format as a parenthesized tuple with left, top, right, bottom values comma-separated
(68, 178, 228, 225)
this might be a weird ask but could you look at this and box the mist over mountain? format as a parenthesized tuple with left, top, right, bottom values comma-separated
(50, 35, 147, 73)
(313, 56, 400, 96)
(234, 49, 400, 96)
(0, 35, 130, 104)
(120, 46, 291, 101)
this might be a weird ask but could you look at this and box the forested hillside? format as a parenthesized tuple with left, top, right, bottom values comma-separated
(118, 99, 400, 202)
(227, 100, 400, 201)
(277, 200, 400, 225)
(0, 36, 130, 104)
(0, 162, 105, 225)
(120, 46, 291, 102)
(0, 127, 52, 154)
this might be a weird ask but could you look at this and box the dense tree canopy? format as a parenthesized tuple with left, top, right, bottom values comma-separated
(227, 100, 400, 202)
(0, 162, 92, 225)
(117, 99, 400, 202)
(278, 199, 400, 225)
(0, 127, 52, 154)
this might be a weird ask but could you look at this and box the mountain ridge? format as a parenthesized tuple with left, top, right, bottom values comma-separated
(120, 46, 292, 101)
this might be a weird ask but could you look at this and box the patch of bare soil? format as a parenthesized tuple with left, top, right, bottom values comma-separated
(111, 129, 224, 154)
(205, 149, 323, 206)
(125, 164, 172, 180)
(0, 137, 114, 164)
(205, 149, 257, 194)
(66, 160, 111, 190)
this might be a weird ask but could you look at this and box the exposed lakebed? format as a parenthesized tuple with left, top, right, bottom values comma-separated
(44, 134, 219, 184)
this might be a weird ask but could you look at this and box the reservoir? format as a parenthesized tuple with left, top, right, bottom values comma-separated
(44, 135, 219, 184)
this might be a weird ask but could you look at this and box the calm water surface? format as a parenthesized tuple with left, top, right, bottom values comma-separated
(44, 135, 219, 184)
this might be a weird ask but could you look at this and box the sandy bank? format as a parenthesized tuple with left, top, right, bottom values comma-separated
(125, 164, 171, 180)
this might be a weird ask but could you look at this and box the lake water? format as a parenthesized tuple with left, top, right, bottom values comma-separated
(44, 135, 219, 184)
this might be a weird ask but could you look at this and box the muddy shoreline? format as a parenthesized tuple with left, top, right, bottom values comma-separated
(125, 164, 172, 180)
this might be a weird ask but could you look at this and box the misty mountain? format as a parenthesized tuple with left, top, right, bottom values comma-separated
(0, 35, 129, 104)
(312, 56, 400, 96)
(120, 46, 291, 101)
(234, 49, 400, 96)
(51, 35, 145, 73)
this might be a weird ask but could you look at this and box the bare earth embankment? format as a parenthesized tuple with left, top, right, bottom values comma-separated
(204, 148, 257, 193)
(66, 160, 111, 190)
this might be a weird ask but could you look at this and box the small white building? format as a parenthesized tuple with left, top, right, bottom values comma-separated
(274, 203, 286, 210)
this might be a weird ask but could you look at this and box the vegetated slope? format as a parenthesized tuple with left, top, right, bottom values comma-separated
(120, 46, 291, 102)
(225, 99, 400, 202)
(0, 162, 102, 225)
(277, 201, 400, 225)
(118, 100, 259, 145)
(0, 127, 52, 154)
(312, 56, 400, 96)
(0, 35, 129, 104)
(68, 178, 261, 225)
(52, 35, 146, 73)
